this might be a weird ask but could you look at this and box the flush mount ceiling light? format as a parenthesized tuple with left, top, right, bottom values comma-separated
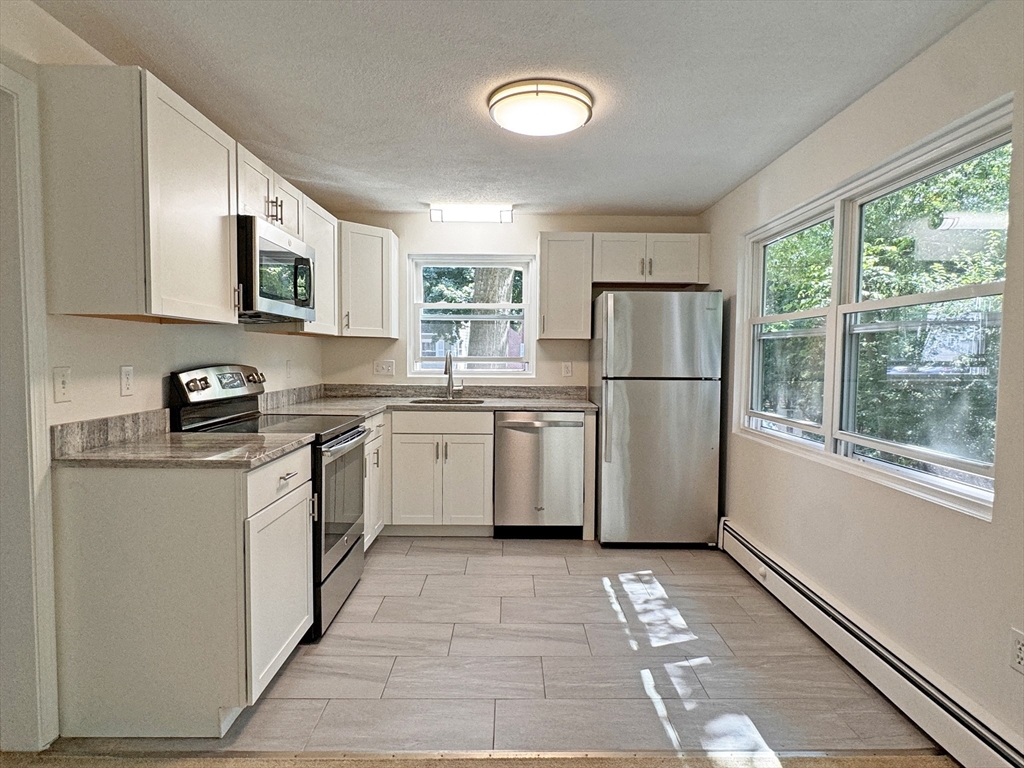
(429, 203, 514, 223)
(488, 79, 593, 137)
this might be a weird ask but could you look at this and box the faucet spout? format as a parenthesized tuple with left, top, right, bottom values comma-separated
(443, 351, 464, 400)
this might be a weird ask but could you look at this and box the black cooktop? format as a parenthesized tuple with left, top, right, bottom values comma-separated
(258, 414, 364, 444)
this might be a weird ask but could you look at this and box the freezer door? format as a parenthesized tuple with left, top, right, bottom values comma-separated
(599, 379, 720, 543)
(598, 291, 722, 379)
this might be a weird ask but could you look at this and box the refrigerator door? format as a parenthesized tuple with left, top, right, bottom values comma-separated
(599, 378, 720, 543)
(597, 291, 722, 379)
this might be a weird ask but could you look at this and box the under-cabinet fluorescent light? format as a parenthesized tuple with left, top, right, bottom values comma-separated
(429, 204, 513, 223)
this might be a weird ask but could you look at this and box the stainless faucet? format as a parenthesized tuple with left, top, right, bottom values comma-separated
(443, 351, 464, 400)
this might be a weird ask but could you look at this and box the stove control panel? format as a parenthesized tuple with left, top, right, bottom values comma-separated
(171, 364, 266, 404)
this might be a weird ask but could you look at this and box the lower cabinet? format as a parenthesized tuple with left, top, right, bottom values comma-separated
(392, 428, 494, 526)
(363, 433, 385, 548)
(52, 448, 313, 737)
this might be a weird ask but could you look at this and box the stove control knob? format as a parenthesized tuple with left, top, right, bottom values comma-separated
(198, 376, 211, 390)
(258, 372, 267, 383)
(246, 373, 259, 383)
(185, 378, 201, 392)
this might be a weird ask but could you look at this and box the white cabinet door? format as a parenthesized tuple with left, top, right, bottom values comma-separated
(441, 434, 494, 526)
(363, 435, 384, 549)
(302, 198, 339, 335)
(593, 232, 647, 283)
(274, 176, 304, 239)
(238, 144, 273, 221)
(245, 483, 313, 704)
(339, 221, 398, 338)
(539, 232, 593, 339)
(143, 71, 238, 323)
(646, 233, 708, 284)
(391, 433, 442, 525)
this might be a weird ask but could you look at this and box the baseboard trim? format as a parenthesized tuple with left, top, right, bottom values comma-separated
(721, 521, 1023, 768)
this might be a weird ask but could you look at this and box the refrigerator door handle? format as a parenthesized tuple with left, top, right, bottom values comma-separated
(604, 293, 614, 378)
(602, 381, 612, 463)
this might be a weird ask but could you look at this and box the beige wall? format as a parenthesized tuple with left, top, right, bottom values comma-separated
(321, 212, 704, 387)
(707, 0, 1023, 745)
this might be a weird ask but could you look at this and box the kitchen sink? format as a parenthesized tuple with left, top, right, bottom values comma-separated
(409, 398, 486, 405)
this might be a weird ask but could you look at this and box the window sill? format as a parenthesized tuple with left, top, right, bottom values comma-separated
(408, 370, 536, 379)
(733, 426, 994, 522)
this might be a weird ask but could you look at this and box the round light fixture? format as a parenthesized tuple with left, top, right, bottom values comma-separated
(488, 79, 593, 137)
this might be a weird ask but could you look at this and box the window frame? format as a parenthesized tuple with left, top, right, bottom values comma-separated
(407, 253, 537, 378)
(737, 97, 1013, 519)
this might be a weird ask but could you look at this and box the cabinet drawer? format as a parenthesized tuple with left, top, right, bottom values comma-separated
(392, 410, 493, 435)
(246, 448, 312, 517)
(366, 412, 386, 437)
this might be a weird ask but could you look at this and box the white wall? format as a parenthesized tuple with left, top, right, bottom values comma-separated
(0, 1, 323, 426)
(707, 0, 1023, 747)
(321, 212, 704, 387)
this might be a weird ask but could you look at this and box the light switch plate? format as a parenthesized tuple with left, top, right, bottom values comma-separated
(374, 360, 396, 376)
(53, 367, 71, 403)
(1012, 627, 1024, 675)
(561, 362, 572, 377)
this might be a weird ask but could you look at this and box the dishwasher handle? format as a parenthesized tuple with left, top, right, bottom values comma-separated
(497, 420, 583, 429)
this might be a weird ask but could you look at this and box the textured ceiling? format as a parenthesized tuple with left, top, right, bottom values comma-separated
(36, 0, 984, 216)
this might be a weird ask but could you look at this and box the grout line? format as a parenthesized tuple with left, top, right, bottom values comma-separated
(379, 655, 399, 699)
(491, 698, 497, 750)
(582, 624, 595, 656)
(299, 698, 330, 752)
(446, 623, 455, 656)
(540, 656, 547, 699)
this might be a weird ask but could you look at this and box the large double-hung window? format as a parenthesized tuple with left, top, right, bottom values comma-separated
(743, 104, 1012, 516)
(409, 255, 535, 375)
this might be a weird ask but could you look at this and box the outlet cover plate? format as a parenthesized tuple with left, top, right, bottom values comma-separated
(561, 362, 572, 377)
(1012, 628, 1024, 675)
(120, 365, 134, 397)
(374, 360, 396, 376)
(53, 367, 71, 403)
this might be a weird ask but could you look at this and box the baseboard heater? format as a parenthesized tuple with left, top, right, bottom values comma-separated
(721, 521, 1023, 768)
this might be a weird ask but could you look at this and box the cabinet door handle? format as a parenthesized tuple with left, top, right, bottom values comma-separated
(374, 447, 380, 467)
(435, 442, 440, 461)
(640, 258, 645, 276)
(649, 258, 653, 277)
(444, 442, 449, 462)
(542, 315, 546, 334)
(233, 282, 243, 310)
(364, 457, 368, 478)
(280, 471, 299, 482)
(310, 494, 318, 521)
(345, 311, 351, 329)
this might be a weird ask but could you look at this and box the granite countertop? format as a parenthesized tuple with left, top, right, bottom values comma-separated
(266, 396, 598, 418)
(52, 432, 315, 469)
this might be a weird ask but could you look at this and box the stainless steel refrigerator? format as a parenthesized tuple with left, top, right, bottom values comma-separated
(590, 291, 722, 544)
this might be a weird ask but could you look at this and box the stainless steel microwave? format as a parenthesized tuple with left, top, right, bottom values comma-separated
(237, 215, 315, 323)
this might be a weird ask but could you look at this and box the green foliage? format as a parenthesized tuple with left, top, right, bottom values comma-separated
(763, 219, 834, 315)
(420, 266, 524, 354)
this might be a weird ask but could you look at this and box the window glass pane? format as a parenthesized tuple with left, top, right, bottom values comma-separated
(753, 417, 825, 446)
(754, 317, 826, 426)
(847, 443, 993, 493)
(422, 266, 523, 304)
(844, 295, 1001, 465)
(420, 317, 525, 360)
(859, 143, 1011, 301)
(763, 219, 833, 315)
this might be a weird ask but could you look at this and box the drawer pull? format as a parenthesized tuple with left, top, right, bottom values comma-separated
(280, 471, 299, 482)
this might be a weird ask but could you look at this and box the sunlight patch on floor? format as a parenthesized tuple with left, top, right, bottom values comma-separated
(619, 570, 698, 647)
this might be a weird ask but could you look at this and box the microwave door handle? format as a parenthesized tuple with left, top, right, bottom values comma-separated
(294, 257, 313, 307)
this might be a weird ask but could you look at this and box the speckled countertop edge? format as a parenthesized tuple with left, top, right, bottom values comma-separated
(53, 432, 315, 469)
(265, 396, 598, 418)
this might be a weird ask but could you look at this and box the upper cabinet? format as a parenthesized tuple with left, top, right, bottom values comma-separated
(302, 197, 339, 336)
(41, 66, 238, 323)
(237, 144, 304, 239)
(593, 232, 710, 285)
(339, 221, 399, 338)
(539, 232, 593, 339)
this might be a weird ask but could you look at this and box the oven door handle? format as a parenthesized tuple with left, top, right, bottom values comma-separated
(321, 427, 369, 462)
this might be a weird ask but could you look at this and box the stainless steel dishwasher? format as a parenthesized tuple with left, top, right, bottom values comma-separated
(494, 411, 585, 534)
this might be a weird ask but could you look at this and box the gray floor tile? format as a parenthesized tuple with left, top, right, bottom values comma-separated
(533, 575, 624, 597)
(408, 537, 504, 555)
(384, 656, 544, 699)
(351, 573, 426, 597)
(305, 699, 494, 751)
(655, 572, 762, 592)
(222, 698, 328, 751)
(365, 536, 414, 554)
(713, 620, 834, 656)
(839, 709, 935, 748)
(656, 596, 755, 624)
(363, 554, 468, 574)
(502, 539, 601, 557)
(310, 622, 453, 656)
(664, 698, 866, 751)
(585, 622, 734, 657)
(450, 623, 591, 656)
(494, 699, 678, 751)
(263, 655, 394, 699)
(422, 574, 535, 596)
(335, 594, 384, 622)
(564, 556, 674, 576)
(374, 595, 501, 623)
(542, 656, 708, 699)
(690, 655, 871, 699)
(733, 592, 797, 622)
(501, 597, 623, 624)
(466, 555, 568, 575)
(661, 552, 748, 575)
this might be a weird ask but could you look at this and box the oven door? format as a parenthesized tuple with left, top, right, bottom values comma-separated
(318, 426, 369, 578)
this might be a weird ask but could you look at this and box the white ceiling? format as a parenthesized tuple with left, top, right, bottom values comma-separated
(36, 0, 985, 216)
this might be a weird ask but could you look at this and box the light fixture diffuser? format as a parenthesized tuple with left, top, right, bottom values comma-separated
(488, 79, 593, 137)
(429, 203, 514, 223)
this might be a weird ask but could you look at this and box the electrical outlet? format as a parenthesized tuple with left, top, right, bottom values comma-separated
(53, 367, 71, 403)
(561, 361, 573, 377)
(374, 360, 396, 376)
(1012, 628, 1024, 675)
(286, 360, 293, 379)
(120, 365, 134, 397)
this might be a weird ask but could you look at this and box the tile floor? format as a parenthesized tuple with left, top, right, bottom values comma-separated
(53, 537, 937, 756)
